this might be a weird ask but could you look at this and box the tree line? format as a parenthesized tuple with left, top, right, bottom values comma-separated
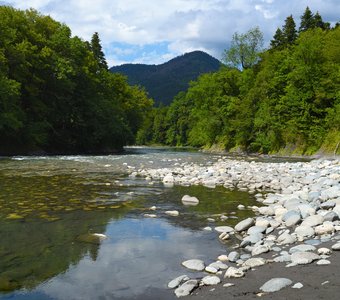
(0, 6, 152, 155)
(137, 7, 340, 155)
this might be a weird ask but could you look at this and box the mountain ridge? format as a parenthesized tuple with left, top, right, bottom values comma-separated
(110, 51, 222, 105)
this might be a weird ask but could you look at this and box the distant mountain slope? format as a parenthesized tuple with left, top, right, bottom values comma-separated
(110, 51, 221, 105)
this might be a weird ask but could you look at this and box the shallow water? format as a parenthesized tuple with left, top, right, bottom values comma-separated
(0, 147, 258, 300)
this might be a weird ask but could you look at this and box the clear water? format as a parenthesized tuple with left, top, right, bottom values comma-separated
(0, 147, 258, 300)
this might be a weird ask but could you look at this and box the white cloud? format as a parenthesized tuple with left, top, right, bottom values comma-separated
(3, 0, 339, 66)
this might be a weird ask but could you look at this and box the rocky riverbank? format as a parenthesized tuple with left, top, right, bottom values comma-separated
(129, 157, 340, 298)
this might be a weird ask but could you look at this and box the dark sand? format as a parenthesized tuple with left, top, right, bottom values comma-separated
(189, 239, 340, 300)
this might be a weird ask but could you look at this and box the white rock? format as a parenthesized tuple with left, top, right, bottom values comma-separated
(274, 255, 291, 263)
(235, 218, 255, 232)
(314, 222, 334, 235)
(223, 283, 235, 288)
(203, 226, 212, 231)
(174, 280, 198, 297)
(209, 261, 229, 270)
(277, 232, 296, 245)
(255, 218, 270, 228)
(224, 267, 245, 278)
(218, 255, 229, 262)
(260, 278, 293, 293)
(165, 210, 179, 217)
(237, 204, 245, 210)
(292, 282, 303, 289)
(168, 275, 190, 289)
(201, 275, 221, 286)
(182, 259, 205, 271)
(205, 266, 218, 274)
(215, 226, 234, 233)
(247, 226, 266, 235)
(301, 215, 324, 227)
(181, 195, 199, 206)
(243, 257, 266, 268)
(289, 244, 316, 254)
(258, 206, 275, 216)
(295, 226, 315, 240)
(219, 232, 230, 240)
(252, 244, 270, 256)
(331, 242, 340, 250)
(144, 214, 157, 218)
(291, 252, 320, 265)
(318, 248, 332, 255)
(317, 259, 331, 265)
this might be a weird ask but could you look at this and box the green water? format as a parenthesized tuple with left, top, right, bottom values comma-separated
(0, 148, 259, 299)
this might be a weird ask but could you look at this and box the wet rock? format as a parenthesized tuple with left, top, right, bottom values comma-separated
(219, 232, 230, 240)
(201, 275, 221, 285)
(291, 252, 319, 265)
(224, 267, 245, 278)
(182, 259, 205, 271)
(168, 275, 190, 289)
(181, 195, 199, 206)
(260, 278, 292, 293)
(174, 280, 198, 297)
(228, 251, 240, 262)
(165, 210, 179, 217)
(235, 218, 254, 232)
(144, 214, 157, 218)
(76, 233, 107, 245)
(205, 266, 218, 274)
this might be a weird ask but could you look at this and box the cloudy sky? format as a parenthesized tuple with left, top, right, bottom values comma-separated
(2, 0, 339, 66)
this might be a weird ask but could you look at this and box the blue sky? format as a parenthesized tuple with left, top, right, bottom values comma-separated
(2, 0, 339, 67)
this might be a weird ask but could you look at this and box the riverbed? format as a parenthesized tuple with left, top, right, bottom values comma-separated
(0, 147, 261, 300)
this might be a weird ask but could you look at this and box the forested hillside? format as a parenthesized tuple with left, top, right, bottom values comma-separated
(110, 51, 221, 105)
(137, 8, 340, 156)
(0, 6, 152, 155)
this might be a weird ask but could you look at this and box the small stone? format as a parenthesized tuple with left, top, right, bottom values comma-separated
(291, 252, 319, 265)
(205, 266, 218, 274)
(181, 195, 199, 206)
(260, 278, 293, 293)
(201, 275, 221, 286)
(215, 226, 234, 233)
(218, 255, 229, 262)
(168, 275, 190, 289)
(274, 255, 291, 263)
(224, 267, 245, 278)
(314, 222, 334, 235)
(318, 248, 332, 255)
(182, 259, 205, 271)
(219, 232, 230, 240)
(252, 244, 270, 256)
(331, 242, 340, 250)
(289, 244, 316, 254)
(292, 282, 303, 289)
(295, 226, 315, 240)
(247, 226, 266, 235)
(165, 210, 179, 217)
(234, 218, 255, 232)
(223, 283, 235, 288)
(228, 251, 240, 262)
(316, 259, 331, 265)
(243, 257, 266, 268)
(277, 232, 296, 245)
(203, 226, 212, 231)
(174, 280, 198, 297)
(209, 261, 229, 270)
(144, 214, 157, 218)
(301, 215, 324, 227)
(237, 204, 245, 210)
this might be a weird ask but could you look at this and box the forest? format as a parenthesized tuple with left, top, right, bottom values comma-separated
(0, 6, 152, 155)
(137, 8, 340, 155)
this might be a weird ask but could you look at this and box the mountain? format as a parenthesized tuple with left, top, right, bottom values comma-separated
(110, 51, 222, 105)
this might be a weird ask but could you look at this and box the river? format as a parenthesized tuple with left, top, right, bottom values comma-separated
(0, 147, 262, 300)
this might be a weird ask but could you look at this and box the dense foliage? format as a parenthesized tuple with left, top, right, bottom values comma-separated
(137, 8, 340, 155)
(110, 51, 221, 105)
(0, 6, 152, 155)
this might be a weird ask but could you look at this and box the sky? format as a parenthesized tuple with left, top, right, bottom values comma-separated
(2, 0, 339, 67)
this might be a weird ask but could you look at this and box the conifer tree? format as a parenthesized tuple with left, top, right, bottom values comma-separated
(283, 15, 297, 44)
(270, 28, 285, 49)
(299, 6, 314, 32)
(313, 12, 330, 30)
(90, 32, 108, 69)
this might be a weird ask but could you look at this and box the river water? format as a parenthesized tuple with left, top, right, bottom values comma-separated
(0, 147, 260, 300)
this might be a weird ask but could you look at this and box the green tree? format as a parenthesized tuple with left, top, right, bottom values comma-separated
(299, 6, 314, 32)
(90, 32, 108, 69)
(282, 15, 297, 44)
(224, 27, 264, 69)
(270, 28, 285, 49)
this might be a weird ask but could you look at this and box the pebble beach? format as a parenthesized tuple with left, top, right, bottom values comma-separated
(131, 156, 340, 298)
